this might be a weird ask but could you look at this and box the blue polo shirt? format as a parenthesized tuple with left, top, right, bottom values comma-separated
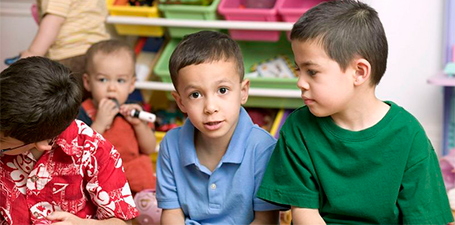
(156, 107, 281, 224)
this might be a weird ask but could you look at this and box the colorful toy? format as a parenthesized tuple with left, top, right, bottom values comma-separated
(129, 0, 154, 6)
(4, 54, 20, 66)
(155, 102, 185, 132)
(134, 189, 162, 225)
(250, 55, 297, 78)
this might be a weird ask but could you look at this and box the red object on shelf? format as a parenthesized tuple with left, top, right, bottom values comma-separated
(114, 0, 129, 5)
(134, 37, 147, 55)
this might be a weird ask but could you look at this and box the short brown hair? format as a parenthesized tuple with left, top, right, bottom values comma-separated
(0, 57, 82, 143)
(169, 31, 244, 89)
(291, 0, 388, 85)
(85, 39, 136, 75)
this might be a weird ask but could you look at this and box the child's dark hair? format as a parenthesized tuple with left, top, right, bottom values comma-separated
(0, 57, 82, 143)
(169, 31, 244, 89)
(291, 0, 388, 85)
(85, 39, 136, 75)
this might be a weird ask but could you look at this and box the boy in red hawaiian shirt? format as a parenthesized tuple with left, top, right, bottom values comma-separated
(0, 57, 139, 225)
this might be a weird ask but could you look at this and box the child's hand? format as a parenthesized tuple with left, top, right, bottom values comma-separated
(95, 98, 120, 130)
(120, 103, 144, 127)
(46, 211, 84, 225)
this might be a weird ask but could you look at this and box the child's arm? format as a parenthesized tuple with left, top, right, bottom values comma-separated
(120, 104, 157, 155)
(291, 207, 326, 225)
(47, 211, 129, 225)
(161, 208, 185, 225)
(21, 14, 64, 58)
(250, 210, 280, 225)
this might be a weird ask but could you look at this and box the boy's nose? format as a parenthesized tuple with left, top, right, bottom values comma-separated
(297, 75, 309, 91)
(204, 97, 218, 114)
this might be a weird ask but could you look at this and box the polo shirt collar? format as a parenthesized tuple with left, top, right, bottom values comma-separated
(179, 107, 254, 167)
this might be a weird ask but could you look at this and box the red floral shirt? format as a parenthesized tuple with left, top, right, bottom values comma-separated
(0, 120, 139, 225)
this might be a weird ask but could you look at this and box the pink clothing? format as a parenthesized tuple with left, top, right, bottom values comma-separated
(0, 120, 139, 225)
(81, 99, 156, 193)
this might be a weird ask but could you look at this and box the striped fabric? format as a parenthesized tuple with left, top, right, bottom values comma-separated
(38, 0, 110, 60)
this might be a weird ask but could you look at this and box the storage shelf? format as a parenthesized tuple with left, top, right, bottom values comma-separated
(427, 71, 455, 86)
(107, 16, 294, 31)
(111, 16, 301, 101)
(135, 81, 301, 98)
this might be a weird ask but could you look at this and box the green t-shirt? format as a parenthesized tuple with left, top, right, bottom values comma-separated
(257, 101, 453, 224)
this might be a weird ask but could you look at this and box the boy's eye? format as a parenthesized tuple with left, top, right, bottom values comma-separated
(98, 78, 108, 82)
(190, 92, 201, 99)
(294, 64, 300, 71)
(218, 87, 228, 95)
(118, 79, 126, 84)
(307, 70, 317, 76)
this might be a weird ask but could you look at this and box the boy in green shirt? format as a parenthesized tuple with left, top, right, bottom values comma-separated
(257, 0, 453, 224)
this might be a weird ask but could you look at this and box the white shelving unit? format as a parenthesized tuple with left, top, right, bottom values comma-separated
(107, 16, 301, 99)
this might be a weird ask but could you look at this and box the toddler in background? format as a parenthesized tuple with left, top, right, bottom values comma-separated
(20, 0, 111, 98)
(0, 57, 138, 225)
(78, 39, 157, 193)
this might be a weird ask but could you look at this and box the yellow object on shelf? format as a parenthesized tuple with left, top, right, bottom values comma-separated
(107, 0, 164, 36)
(150, 131, 166, 164)
(270, 108, 284, 137)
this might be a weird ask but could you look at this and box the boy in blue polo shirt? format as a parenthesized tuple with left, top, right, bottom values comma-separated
(156, 31, 283, 224)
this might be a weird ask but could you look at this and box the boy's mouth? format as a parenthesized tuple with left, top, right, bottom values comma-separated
(204, 121, 223, 130)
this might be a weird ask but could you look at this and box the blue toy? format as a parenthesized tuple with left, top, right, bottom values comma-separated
(4, 54, 21, 66)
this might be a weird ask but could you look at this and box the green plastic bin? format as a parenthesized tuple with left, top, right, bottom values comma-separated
(158, 0, 221, 38)
(153, 35, 303, 109)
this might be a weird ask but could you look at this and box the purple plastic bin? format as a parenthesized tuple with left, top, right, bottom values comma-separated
(218, 0, 284, 42)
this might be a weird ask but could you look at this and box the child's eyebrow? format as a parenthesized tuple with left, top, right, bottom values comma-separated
(295, 60, 319, 67)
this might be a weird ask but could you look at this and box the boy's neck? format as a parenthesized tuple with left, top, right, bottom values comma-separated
(331, 96, 390, 131)
(194, 132, 231, 172)
(29, 148, 45, 160)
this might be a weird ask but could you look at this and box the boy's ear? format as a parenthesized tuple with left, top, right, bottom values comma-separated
(34, 139, 54, 152)
(171, 91, 187, 113)
(82, 73, 91, 91)
(352, 58, 371, 86)
(129, 76, 136, 94)
(240, 79, 250, 104)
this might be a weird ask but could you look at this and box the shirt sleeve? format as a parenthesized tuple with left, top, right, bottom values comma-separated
(156, 135, 181, 209)
(84, 135, 139, 220)
(40, 0, 70, 18)
(397, 131, 453, 224)
(257, 125, 320, 208)
(253, 140, 288, 211)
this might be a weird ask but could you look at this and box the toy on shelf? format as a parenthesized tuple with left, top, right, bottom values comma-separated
(245, 108, 277, 132)
(154, 102, 185, 132)
(129, 0, 155, 6)
(247, 55, 297, 79)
